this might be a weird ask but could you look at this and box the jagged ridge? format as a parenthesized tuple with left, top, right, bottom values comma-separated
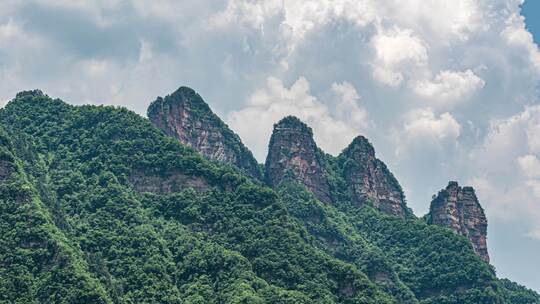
(148, 87, 262, 180)
(1, 90, 538, 303)
(428, 181, 490, 262)
(265, 116, 333, 204)
(338, 136, 409, 218)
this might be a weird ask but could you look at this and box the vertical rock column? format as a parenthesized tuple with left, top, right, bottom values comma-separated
(339, 136, 408, 217)
(428, 181, 490, 262)
(148, 86, 262, 180)
(265, 116, 333, 204)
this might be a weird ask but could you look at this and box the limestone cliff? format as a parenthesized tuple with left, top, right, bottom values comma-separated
(338, 136, 408, 218)
(428, 181, 489, 262)
(265, 116, 333, 204)
(147, 87, 262, 180)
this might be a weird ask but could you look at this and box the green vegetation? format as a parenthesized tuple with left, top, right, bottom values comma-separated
(0, 90, 538, 303)
(499, 279, 540, 304)
(147, 87, 263, 180)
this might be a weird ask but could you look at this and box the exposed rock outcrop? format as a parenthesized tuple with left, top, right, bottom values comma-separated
(147, 87, 262, 180)
(339, 136, 408, 218)
(128, 170, 210, 195)
(428, 181, 489, 262)
(265, 116, 332, 204)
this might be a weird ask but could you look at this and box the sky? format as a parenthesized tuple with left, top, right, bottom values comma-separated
(0, 0, 539, 292)
(522, 0, 540, 45)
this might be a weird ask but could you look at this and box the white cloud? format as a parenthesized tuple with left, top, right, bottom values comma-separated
(502, 13, 540, 72)
(138, 39, 154, 63)
(2, 0, 540, 288)
(412, 69, 485, 105)
(470, 106, 540, 239)
(78, 59, 110, 77)
(206, 0, 380, 70)
(227, 77, 370, 160)
(331, 81, 370, 126)
(517, 155, 540, 178)
(208, 0, 377, 37)
(207, 0, 282, 31)
(402, 109, 461, 141)
(473, 106, 540, 169)
(380, 0, 486, 41)
(372, 28, 428, 66)
(392, 108, 461, 161)
(0, 20, 20, 46)
(372, 67, 404, 88)
(526, 113, 540, 154)
(526, 180, 540, 200)
(371, 27, 428, 87)
(527, 228, 540, 240)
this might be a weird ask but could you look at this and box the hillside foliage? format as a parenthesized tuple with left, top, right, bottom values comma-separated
(0, 91, 538, 303)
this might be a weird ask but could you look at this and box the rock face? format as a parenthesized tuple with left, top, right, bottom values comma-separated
(148, 87, 262, 180)
(128, 169, 209, 195)
(265, 116, 332, 204)
(339, 136, 408, 217)
(428, 181, 489, 262)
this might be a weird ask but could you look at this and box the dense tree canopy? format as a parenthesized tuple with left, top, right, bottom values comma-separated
(0, 91, 538, 303)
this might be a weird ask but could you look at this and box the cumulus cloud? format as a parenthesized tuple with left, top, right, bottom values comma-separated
(470, 106, 540, 240)
(393, 108, 461, 159)
(502, 12, 540, 73)
(2, 0, 540, 289)
(517, 155, 540, 178)
(0, 20, 20, 44)
(207, 0, 379, 70)
(412, 69, 485, 105)
(402, 109, 461, 141)
(372, 28, 428, 66)
(226, 77, 370, 160)
(371, 27, 428, 87)
(380, 0, 486, 42)
(209, 0, 377, 38)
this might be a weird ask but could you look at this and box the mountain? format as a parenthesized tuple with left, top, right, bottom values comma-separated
(337, 136, 409, 217)
(428, 181, 490, 262)
(263, 116, 410, 218)
(265, 116, 333, 204)
(147, 87, 262, 180)
(0, 88, 539, 303)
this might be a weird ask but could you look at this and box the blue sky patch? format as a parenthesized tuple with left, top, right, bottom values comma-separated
(522, 0, 540, 45)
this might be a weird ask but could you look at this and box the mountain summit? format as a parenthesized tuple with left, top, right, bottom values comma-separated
(428, 181, 490, 262)
(148, 87, 262, 180)
(338, 136, 409, 217)
(265, 116, 333, 204)
(1, 89, 538, 303)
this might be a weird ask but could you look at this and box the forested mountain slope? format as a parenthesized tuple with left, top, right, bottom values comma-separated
(0, 89, 538, 303)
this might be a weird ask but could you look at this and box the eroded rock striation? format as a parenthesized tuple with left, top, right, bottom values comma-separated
(265, 116, 333, 204)
(339, 136, 408, 218)
(128, 169, 210, 195)
(147, 87, 262, 180)
(428, 181, 489, 262)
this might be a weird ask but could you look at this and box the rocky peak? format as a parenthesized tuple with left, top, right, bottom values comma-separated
(15, 89, 45, 99)
(339, 136, 408, 217)
(428, 181, 489, 262)
(347, 136, 376, 157)
(147, 87, 262, 180)
(265, 116, 332, 204)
